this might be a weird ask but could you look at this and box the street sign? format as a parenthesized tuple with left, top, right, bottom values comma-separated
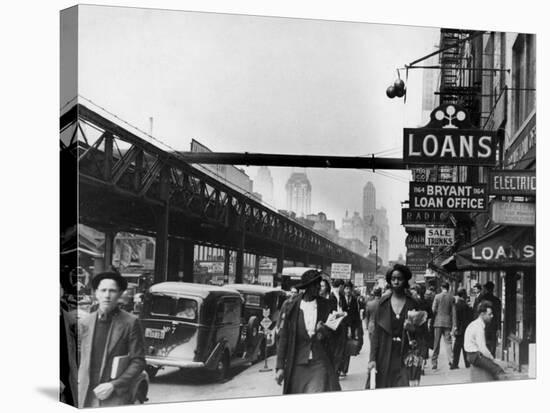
(331, 263, 352, 279)
(403, 104, 498, 166)
(402, 209, 448, 226)
(260, 317, 272, 330)
(409, 182, 488, 211)
(405, 231, 427, 249)
(406, 248, 431, 273)
(488, 170, 536, 196)
(491, 201, 535, 226)
(425, 227, 455, 247)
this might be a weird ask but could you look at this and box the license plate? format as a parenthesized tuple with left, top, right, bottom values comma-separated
(145, 328, 165, 340)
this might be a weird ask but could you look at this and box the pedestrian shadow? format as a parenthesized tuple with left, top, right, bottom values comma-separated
(36, 387, 59, 401)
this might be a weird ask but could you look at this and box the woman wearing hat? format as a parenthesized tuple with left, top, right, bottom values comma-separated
(366, 264, 420, 388)
(275, 269, 341, 394)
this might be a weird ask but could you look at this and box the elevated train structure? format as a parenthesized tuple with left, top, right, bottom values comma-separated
(61, 103, 377, 284)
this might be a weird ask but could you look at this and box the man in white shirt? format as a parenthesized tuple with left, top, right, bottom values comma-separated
(464, 301, 506, 380)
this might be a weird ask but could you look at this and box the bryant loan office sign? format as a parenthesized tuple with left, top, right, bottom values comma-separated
(410, 182, 488, 212)
(403, 104, 498, 166)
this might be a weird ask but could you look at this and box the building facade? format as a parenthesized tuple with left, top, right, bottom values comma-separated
(423, 29, 536, 374)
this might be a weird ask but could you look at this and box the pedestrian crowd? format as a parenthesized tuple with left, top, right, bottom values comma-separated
(59, 264, 510, 407)
(275, 265, 509, 394)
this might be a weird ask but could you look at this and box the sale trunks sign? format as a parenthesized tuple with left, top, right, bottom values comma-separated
(425, 227, 455, 247)
(409, 182, 488, 212)
(403, 104, 498, 166)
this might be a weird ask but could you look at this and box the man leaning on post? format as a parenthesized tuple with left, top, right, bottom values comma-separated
(464, 301, 508, 380)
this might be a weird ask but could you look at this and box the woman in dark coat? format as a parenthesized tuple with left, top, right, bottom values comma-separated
(276, 270, 341, 394)
(367, 264, 420, 389)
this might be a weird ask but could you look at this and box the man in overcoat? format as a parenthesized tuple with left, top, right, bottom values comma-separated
(450, 288, 474, 369)
(431, 281, 456, 369)
(275, 270, 341, 394)
(78, 272, 146, 407)
(368, 265, 420, 388)
(338, 281, 362, 376)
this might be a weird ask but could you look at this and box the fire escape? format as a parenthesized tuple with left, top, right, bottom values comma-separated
(438, 29, 482, 127)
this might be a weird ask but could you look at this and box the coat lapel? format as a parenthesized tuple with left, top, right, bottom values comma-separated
(99, 311, 126, 380)
(377, 297, 392, 335)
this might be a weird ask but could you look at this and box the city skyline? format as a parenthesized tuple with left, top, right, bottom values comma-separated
(74, 7, 439, 261)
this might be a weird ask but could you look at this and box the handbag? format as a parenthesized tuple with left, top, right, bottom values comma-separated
(344, 338, 361, 356)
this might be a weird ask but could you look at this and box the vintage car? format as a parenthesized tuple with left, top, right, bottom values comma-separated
(225, 284, 287, 355)
(140, 282, 265, 381)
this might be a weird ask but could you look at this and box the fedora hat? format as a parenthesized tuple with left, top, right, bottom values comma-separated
(91, 271, 128, 292)
(295, 269, 323, 289)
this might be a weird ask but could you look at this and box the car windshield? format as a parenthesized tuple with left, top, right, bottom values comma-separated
(150, 295, 198, 321)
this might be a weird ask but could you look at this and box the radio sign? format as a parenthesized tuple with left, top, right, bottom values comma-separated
(410, 182, 488, 212)
(425, 228, 455, 247)
(488, 170, 536, 196)
(403, 104, 498, 166)
(402, 209, 448, 226)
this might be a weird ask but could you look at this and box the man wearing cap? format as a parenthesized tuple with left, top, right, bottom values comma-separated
(275, 270, 341, 394)
(78, 272, 146, 407)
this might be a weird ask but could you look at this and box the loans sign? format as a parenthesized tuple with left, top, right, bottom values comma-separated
(409, 182, 488, 212)
(425, 227, 455, 247)
(488, 170, 536, 196)
(403, 104, 498, 166)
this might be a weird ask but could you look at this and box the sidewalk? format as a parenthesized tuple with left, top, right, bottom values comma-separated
(210, 332, 529, 401)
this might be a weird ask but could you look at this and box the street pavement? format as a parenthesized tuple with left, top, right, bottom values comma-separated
(145, 329, 509, 404)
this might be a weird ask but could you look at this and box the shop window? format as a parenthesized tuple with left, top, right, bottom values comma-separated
(512, 34, 536, 134)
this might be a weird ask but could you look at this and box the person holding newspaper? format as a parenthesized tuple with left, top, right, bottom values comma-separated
(275, 269, 344, 394)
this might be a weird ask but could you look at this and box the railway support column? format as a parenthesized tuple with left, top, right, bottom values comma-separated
(154, 166, 170, 284)
(224, 248, 231, 284)
(235, 251, 244, 284)
(102, 230, 116, 272)
(167, 239, 194, 283)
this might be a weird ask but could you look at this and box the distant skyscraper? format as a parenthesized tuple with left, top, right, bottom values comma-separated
(363, 182, 376, 222)
(375, 207, 390, 265)
(254, 166, 274, 206)
(285, 171, 311, 217)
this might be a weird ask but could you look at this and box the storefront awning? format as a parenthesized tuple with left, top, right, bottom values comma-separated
(442, 226, 535, 271)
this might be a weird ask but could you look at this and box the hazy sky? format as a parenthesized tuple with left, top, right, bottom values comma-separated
(74, 5, 440, 260)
